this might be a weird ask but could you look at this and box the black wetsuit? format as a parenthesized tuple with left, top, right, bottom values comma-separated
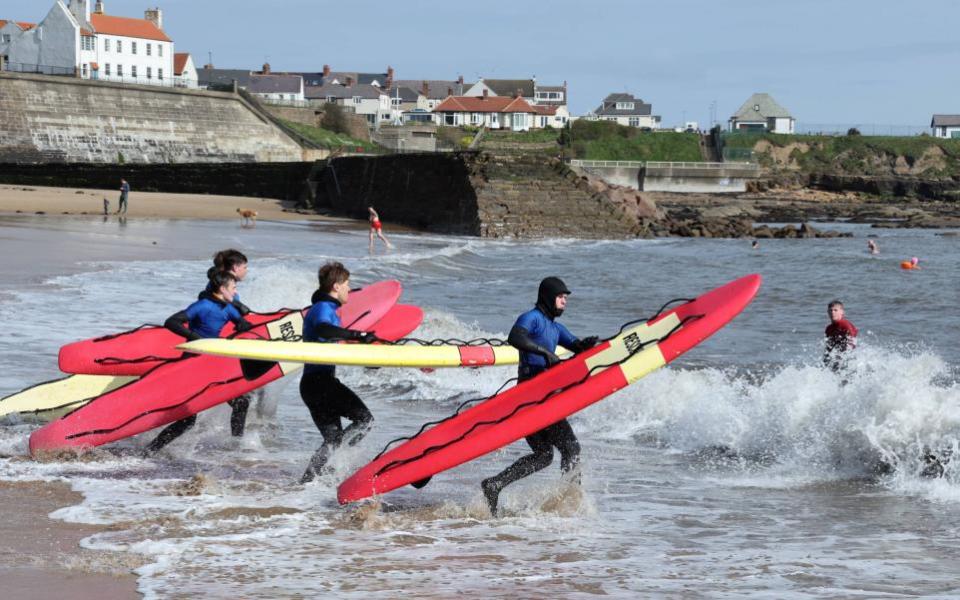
(298, 291, 375, 483)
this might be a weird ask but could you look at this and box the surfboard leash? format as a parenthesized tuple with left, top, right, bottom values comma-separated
(91, 323, 164, 342)
(372, 313, 704, 477)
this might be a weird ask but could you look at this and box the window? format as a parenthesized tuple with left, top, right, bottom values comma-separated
(540, 116, 548, 128)
(146, 43, 152, 56)
(471, 112, 481, 125)
(158, 44, 162, 57)
(2, 34, 10, 43)
(117, 64, 123, 76)
(629, 117, 640, 127)
(616, 102, 635, 110)
(514, 113, 527, 129)
(391, 97, 402, 106)
(105, 63, 110, 76)
(444, 113, 455, 125)
(132, 65, 137, 78)
(352, 96, 361, 104)
(104, 38, 110, 52)
(116, 40, 122, 53)
(326, 96, 336, 103)
(82, 36, 94, 51)
(157, 68, 163, 80)
(146, 66, 152, 79)
(132, 41, 137, 55)
(82, 64, 88, 77)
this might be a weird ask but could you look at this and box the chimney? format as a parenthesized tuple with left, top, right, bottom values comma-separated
(447, 87, 453, 97)
(94, 1, 104, 14)
(262, 62, 271, 74)
(482, 89, 488, 99)
(144, 7, 162, 30)
(515, 88, 522, 98)
(385, 65, 393, 90)
(323, 64, 330, 77)
(346, 76, 354, 87)
(421, 81, 429, 96)
(69, 0, 91, 25)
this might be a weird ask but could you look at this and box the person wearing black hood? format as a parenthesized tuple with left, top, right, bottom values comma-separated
(481, 276, 599, 516)
(298, 261, 378, 483)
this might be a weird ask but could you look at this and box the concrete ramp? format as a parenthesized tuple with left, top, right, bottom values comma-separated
(640, 161, 760, 193)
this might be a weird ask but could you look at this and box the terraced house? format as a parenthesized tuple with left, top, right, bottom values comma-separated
(1, 0, 178, 86)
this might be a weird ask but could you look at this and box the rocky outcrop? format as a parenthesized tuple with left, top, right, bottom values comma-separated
(807, 173, 960, 201)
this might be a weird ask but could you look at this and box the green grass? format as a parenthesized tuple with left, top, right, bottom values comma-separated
(279, 119, 381, 152)
(568, 121, 702, 161)
(484, 128, 561, 143)
(722, 132, 960, 176)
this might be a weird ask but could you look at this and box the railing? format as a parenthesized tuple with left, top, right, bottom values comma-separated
(3, 62, 197, 89)
(569, 159, 645, 168)
(646, 161, 758, 170)
(259, 97, 320, 108)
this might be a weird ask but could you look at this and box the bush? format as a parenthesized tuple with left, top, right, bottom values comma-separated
(321, 104, 350, 135)
(847, 127, 861, 136)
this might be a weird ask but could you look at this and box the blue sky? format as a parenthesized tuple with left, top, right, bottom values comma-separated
(17, 0, 960, 128)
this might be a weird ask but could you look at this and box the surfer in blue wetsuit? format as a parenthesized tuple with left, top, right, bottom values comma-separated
(201, 249, 254, 436)
(299, 261, 378, 484)
(144, 271, 253, 454)
(481, 276, 599, 516)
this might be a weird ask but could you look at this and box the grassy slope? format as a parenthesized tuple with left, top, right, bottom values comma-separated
(724, 132, 960, 176)
(279, 120, 380, 152)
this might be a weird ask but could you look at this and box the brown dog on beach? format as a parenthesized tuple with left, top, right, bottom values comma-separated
(237, 208, 258, 228)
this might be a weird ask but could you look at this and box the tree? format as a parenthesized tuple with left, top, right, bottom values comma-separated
(321, 104, 350, 135)
(847, 127, 861, 136)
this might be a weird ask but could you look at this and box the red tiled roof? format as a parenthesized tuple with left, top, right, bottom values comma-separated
(173, 52, 190, 75)
(434, 95, 535, 113)
(531, 105, 558, 115)
(90, 14, 171, 42)
(0, 20, 37, 30)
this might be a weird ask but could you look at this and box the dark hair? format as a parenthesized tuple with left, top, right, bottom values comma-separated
(318, 261, 350, 294)
(828, 300, 844, 310)
(213, 249, 248, 273)
(209, 270, 238, 291)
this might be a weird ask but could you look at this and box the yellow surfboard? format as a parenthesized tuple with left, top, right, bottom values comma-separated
(177, 338, 561, 368)
(0, 374, 137, 422)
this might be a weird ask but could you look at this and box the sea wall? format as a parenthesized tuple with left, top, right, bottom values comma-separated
(312, 152, 644, 238)
(0, 71, 305, 163)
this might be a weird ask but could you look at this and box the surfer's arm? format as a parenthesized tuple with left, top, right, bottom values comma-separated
(508, 325, 560, 365)
(231, 298, 252, 316)
(311, 323, 376, 343)
(225, 304, 253, 333)
(164, 310, 201, 341)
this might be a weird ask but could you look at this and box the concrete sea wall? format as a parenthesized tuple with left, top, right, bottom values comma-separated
(0, 71, 305, 163)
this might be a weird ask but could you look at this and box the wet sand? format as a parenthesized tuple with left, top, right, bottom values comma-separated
(0, 481, 141, 599)
(0, 184, 327, 221)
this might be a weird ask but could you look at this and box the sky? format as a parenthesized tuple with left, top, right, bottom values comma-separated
(13, 0, 960, 129)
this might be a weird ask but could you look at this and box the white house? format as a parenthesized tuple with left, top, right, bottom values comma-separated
(930, 115, 960, 138)
(247, 71, 305, 102)
(465, 78, 568, 111)
(3, 1, 175, 85)
(729, 93, 795, 134)
(305, 79, 392, 127)
(585, 93, 661, 129)
(433, 93, 538, 131)
(532, 104, 569, 129)
(172, 51, 196, 87)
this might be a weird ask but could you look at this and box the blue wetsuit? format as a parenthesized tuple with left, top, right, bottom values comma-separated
(514, 307, 578, 379)
(201, 281, 250, 315)
(298, 294, 373, 483)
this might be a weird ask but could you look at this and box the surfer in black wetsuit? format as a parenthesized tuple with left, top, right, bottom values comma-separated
(298, 262, 377, 483)
(481, 277, 598, 516)
(203, 249, 255, 436)
(144, 271, 253, 454)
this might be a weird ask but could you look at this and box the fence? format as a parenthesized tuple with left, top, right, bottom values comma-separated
(3, 62, 197, 89)
(796, 123, 929, 137)
(569, 159, 645, 168)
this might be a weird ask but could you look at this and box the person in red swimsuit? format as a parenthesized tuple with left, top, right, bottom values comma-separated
(824, 300, 857, 370)
(368, 206, 393, 250)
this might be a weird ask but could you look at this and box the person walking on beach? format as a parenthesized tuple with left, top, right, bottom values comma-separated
(481, 277, 599, 516)
(144, 271, 253, 454)
(116, 179, 130, 215)
(368, 207, 393, 251)
(201, 249, 256, 436)
(299, 261, 378, 483)
(824, 300, 857, 371)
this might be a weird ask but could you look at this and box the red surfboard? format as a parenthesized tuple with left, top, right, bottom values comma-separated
(337, 274, 761, 504)
(57, 281, 402, 376)
(30, 283, 410, 453)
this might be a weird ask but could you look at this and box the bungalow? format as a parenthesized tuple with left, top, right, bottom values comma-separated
(247, 71, 304, 102)
(930, 115, 960, 138)
(532, 104, 570, 129)
(729, 93, 795, 134)
(433, 93, 537, 131)
(587, 93, 661, 129)
(3, 1, 174, 84)
(172, 51, 196, 87)
(465, 78, 568, 109)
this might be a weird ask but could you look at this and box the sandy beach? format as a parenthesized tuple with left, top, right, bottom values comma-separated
(0, 184, 329, 221)
(0, 481, 140, 599)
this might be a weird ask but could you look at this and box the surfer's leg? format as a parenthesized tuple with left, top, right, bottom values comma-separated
(482, 430, 555, 515)
(144, 415, 197, 454)
(549, 419, 581, 475)
(329, 378, 373, 446)
(300, 375, 345, 483)
(227, 395, 251, 437)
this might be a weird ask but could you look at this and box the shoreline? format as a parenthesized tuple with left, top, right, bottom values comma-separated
(0, 184, 339, 222)
(0, 480, 141, 599)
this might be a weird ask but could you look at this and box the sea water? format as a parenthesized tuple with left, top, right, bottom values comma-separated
(1, 215, 958, 598)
